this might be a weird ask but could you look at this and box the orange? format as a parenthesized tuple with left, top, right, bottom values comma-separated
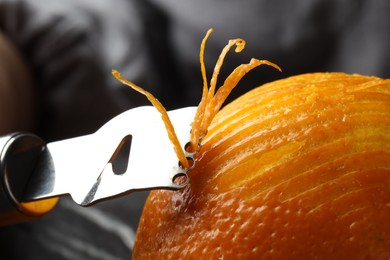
(133, 72, 390, 259)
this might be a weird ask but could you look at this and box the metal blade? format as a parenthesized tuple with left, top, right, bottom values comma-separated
(23, 106, 196, 206)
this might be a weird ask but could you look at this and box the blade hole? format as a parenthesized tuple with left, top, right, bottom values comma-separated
(184, 141, 201, 155)
(179, 156, 195, 170)
(110, 135, 132, 175)
(173, 172, 189, 186)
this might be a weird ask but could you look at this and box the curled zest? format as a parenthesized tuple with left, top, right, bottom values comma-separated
(189, 29, 281, 152)
(112, 28, 281, 170)
(112, 70, 190, 169)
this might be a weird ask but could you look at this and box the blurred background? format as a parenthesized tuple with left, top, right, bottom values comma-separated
(1, 0, 389, 259)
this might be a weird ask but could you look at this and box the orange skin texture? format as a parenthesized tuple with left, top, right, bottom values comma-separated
(133, 72, 390, 259)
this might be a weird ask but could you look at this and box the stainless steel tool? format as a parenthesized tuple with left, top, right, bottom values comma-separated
(0, 106, 196, 226)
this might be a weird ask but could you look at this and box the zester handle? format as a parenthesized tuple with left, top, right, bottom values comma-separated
(0, 133, 57, 226)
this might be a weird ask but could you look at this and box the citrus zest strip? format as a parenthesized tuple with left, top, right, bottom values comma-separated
(112, 70, 190, 169)
(188, 28, 213, 152)
(208, 38, 246, 99)
(200, 58, 281, 133)
(113, 29, 281, 170)
(190, 30, 281, 151)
